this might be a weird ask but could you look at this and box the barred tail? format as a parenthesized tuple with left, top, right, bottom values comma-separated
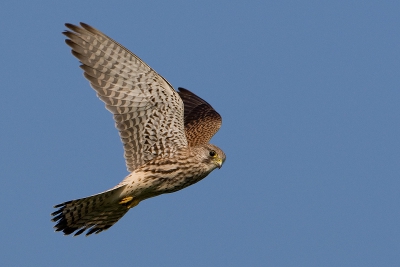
(51, 185, 128, 236)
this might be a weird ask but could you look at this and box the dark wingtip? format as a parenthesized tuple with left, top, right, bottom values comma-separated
(80, 22, 89, 28)
(51, 214, 64, 222)
(178, 87, 190, 93)
(51, 209, 62, 217)
(54, 200, 71, 208)
(65, 23, 76, 30)
(62, 30, 70, 36)
(62, 226, 78, 236)
(86, 227, 100, 236)
(74, 228, 86, 236)
(79, 22, 99, 35)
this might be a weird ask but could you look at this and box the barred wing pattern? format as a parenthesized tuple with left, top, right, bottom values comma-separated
(64, 23, 187, 172)
(178, 88, 222, 147)
(52, 186, 129, 236)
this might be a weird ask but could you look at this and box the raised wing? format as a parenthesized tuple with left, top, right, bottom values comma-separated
(64, 23, 187, 172)
(178, 88, 222, 147)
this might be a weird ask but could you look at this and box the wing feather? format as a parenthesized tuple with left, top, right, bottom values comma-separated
(178, 87, 222, 147)
(64, 23, 187, 172)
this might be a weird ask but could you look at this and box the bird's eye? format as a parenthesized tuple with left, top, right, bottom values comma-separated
(209, 150, 216, 157)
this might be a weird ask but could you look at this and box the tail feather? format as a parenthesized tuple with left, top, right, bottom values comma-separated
(51, 185, 129, 236)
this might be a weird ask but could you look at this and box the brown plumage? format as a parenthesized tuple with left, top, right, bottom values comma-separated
(178, 88, 222, 147)
(51, 23, 225, 236)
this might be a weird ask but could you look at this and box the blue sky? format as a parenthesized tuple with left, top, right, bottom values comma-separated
(1, 1, 399, 266)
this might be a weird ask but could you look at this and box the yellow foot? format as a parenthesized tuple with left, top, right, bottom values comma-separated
(119, 196, 133, 204)
(119, 196, 140, 209)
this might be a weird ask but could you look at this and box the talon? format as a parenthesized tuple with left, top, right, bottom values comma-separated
(119, 196, 140, 209)
(119, 196, 133, 204)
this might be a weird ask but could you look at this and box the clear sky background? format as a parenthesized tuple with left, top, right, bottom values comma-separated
(1, 1, 399, 266)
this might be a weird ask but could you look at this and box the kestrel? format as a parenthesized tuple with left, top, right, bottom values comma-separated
(51, 23, 225, 236)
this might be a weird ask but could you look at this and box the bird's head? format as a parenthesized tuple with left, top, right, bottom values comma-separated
(201, 144, 226, 170)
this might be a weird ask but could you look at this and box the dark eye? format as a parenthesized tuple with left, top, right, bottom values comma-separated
(209, 150, 216, 157)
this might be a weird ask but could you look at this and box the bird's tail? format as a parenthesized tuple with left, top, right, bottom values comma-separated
(51, 185, 129, 236)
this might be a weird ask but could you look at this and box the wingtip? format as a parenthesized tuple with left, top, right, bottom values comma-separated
(178, 87, 190, 93)
(64, 23, 75, 30)
(79, 22, 100, 34)
(79, 22, 89, 27)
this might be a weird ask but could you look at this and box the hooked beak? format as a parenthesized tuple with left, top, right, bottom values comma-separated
(215, 157, 223, 169)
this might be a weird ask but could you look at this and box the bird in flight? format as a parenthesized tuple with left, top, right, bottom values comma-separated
(51, 23, 225, 236)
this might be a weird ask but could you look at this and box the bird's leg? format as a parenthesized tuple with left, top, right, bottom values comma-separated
(119, 196, 140, 209)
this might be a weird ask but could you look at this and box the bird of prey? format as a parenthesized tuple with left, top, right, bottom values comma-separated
(51, 23, 225, 236)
